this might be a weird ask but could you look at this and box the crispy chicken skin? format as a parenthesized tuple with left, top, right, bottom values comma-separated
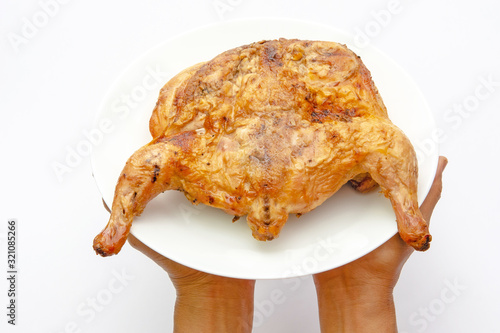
(93, 39, 430, 256)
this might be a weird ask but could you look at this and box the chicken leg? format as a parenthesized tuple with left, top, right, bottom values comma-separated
(93, 139, 181, 256)
(361, 124, 430, 251)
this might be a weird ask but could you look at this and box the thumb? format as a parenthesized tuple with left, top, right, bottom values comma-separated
(420, 156, 448, 223)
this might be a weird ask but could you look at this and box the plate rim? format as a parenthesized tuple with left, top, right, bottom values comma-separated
(90, 17, 438, 279)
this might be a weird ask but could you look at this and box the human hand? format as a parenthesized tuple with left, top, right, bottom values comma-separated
(128, 234, 255, 333)
(313, 156, 448, 333)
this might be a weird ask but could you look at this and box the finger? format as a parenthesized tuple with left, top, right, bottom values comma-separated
(128, 233, 170, 267)
(102, 198, 111, 213)
(128, 234, 197, 279)
(420, 156, 448, 223)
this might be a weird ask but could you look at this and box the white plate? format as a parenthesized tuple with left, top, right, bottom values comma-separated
(91, 18, 438, 279)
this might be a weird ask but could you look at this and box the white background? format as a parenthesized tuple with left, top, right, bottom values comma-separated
(1, 0, 499, 332)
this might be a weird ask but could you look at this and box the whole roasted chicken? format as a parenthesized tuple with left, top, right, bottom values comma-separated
(93, 39, 431, 257)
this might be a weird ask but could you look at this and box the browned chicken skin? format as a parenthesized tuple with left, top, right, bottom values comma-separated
(93, 39, 430, 257)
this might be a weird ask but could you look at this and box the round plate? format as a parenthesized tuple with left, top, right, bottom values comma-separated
(91, 18, 438, 279)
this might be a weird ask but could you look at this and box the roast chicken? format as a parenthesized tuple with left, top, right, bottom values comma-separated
(93, 38, 431, 257)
